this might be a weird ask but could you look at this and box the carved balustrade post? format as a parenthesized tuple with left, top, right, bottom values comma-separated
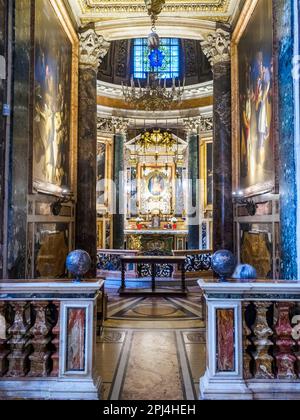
(0, 302, 10, 376)
(49, 302, 60, 377)
(7, 302, 31, 377)
(252, 302, 275, 379)
(275, 302, 297, 379)
(292, 305, 300, 378)
(242, 302, 253, 379)
(28, 302, 52, 377)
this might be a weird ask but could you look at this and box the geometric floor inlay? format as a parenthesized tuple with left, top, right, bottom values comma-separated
(96, 282, 207, 400)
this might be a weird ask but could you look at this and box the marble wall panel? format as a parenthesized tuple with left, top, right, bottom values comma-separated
(66, 308, 86, 372)
(216, 308, 235, 372)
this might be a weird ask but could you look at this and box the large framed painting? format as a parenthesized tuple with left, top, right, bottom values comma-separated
(32, 0, 78, 196)
(232, 0, 275, 197)
(96, 137, 113, 212)
(138, 165, 175, 215)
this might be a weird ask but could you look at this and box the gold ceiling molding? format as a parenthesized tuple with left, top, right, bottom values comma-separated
(79, 0, 231, 14)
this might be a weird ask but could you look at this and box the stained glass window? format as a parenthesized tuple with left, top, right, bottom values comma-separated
(133, 38, 180, 79)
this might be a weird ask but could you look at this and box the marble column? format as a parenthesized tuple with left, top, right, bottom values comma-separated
(112, 118, 129, 250)
(201, 26, 233, 252)
(76, 26, 110, 274)
(185, 119, 200, 250)
(274, 0, 299, 279)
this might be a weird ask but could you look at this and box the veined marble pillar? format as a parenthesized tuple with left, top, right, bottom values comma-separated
(185, 119, 200, 250)
(274, 0, 299, 279)
(201, 27, 233, 252)
(76, 27, 110, 274)
(112, 118, 129, 250)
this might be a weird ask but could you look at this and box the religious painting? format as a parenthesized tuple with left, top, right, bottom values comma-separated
(32, 0, 77, 195)
(240, 223, 273, 278)
(139, 165, 174, 215)
(66, 308, 86, 372)
(233, 0, 275, 196)
(216, 309, 235, 372)
(34, 222, 69, 278)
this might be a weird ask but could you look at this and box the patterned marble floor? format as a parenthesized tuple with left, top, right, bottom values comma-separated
(96, 282, 206, 400)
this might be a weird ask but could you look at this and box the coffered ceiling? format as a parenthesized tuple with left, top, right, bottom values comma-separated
(68, 0, 242, 27)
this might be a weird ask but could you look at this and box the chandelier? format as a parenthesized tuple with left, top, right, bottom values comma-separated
(122, 0, 185, 111)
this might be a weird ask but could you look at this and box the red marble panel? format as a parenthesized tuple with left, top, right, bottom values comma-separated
(66, 308, 86, 372)
(216, 309, 235, 372)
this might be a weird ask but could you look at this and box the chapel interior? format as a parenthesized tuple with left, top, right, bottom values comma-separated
(0, 0, 300, 401)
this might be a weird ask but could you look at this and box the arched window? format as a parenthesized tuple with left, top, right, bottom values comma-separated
(133, 38, 180, 79)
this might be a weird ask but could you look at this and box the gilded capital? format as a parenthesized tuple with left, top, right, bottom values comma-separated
(200, 28, 231, 67)
(79, 27, 110, 70)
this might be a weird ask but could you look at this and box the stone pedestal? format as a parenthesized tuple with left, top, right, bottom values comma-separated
(201, 27, 233, 252)
(198, 278, 300, 400)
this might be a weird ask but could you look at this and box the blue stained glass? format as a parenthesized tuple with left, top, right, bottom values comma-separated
(148, 49, 165, 68)
(133, 38, 180, 79)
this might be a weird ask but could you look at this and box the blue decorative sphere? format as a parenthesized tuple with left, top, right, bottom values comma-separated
(232, 264, 257, 280)
(66, 250, 91, 283)
(211, 250, 237, 282)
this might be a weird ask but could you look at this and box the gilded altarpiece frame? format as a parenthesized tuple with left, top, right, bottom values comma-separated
(96, 136, 113, 249)
(231, 0, 275, 198)
(137, 164, 176, 216)
(200, 136, 213, 250)
(31, 0, 78, 197)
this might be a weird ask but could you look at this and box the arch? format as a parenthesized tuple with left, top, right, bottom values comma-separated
(95, 17, 215, 42)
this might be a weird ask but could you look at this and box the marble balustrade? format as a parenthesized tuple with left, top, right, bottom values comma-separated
(198, 279, 300, 400)
(0, 280, 103, 400)
(97, 249, 213, 279)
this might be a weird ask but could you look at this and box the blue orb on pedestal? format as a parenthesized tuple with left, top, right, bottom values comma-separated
(232, 264, 257, 280)
(66, 250, 91, 283)
(211, 250, 237, 282)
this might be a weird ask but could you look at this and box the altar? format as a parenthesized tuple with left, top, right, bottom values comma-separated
(125, 229, 188, 251)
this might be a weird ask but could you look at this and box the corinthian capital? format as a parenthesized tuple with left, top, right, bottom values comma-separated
(183, 118, 201, 135)
(112, 117, 130, 135)
(79, 26, 110, 70)
(200, 28, 231, 67)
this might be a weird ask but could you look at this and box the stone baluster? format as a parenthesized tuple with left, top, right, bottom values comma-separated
(49, 302, 60, 377)
(7, 302, 31, 377)
(274, 302, 297, 379)
(242, 302, 253, 379)
(252, 302, 274, 379)
(292, 304, 300, 378)
(28, 302, 52, 377)
(0, 303, 10, 376)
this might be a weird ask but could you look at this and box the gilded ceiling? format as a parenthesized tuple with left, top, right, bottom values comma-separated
(68, 0, 241, 25)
